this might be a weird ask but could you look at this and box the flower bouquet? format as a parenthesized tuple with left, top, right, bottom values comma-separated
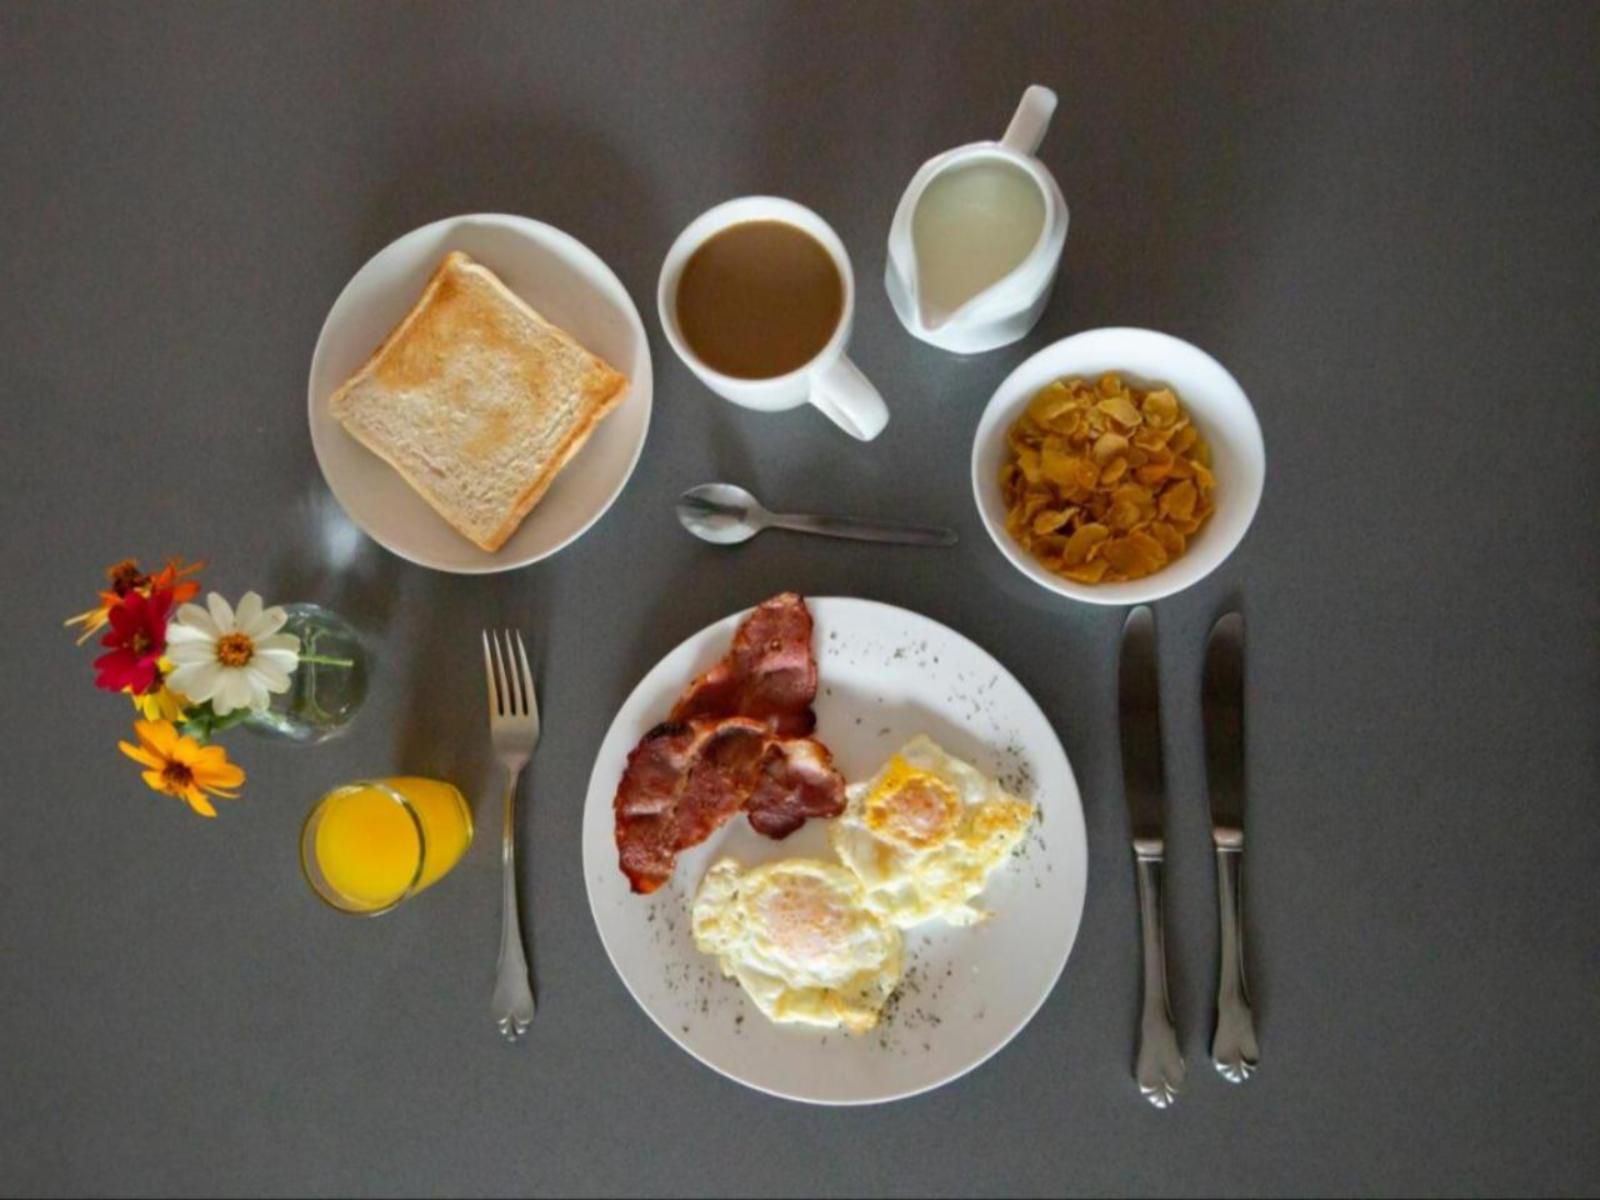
(65, 558, 354, 816)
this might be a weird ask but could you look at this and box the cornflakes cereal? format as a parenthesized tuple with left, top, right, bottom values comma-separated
(999, 373, 1216, 583)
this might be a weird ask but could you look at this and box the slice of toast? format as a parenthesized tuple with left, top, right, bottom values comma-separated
(329, 250, 629, 552)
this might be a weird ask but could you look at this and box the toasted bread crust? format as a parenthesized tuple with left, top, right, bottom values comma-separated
(484, 369, 629, 550)
(327, 251, 463, 421)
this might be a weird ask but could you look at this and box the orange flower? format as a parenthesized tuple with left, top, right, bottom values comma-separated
(117, 719, 244, 818)
(65, 558, 203, 644)
(149, 558, 204, 606)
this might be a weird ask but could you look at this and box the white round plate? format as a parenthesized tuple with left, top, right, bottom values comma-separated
(308, 213, 652, 574)
(582, 597, 1087, 1105)
(972, 327, 1265, 605)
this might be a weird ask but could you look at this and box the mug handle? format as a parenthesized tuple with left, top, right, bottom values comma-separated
(808, 355, 889, 441)
(1001, 84, 1058, 156)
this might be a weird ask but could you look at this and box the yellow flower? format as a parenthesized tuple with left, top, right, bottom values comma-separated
(129, 684, 188, 722)
(126, 658, 189, 722)
(64, 601, 115, 645)
(118, 719, 244, 818)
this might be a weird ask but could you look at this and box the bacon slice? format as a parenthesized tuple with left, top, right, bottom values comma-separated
(615, 718, 764, 895)
(614, 717, 845, 894)
(670, 592, 818, 737)
(615, 594, 845, 894)
(745, 737, 848, 839)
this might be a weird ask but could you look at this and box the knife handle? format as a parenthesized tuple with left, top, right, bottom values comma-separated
(1133, 843, 1186, 1109)
(1212, 837, 1260, 1082)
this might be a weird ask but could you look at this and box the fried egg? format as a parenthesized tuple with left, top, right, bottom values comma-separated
(692, 858, 902, 1034)
(830, 736, 1036, 928)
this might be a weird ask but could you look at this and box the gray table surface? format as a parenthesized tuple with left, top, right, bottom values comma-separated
(3, 2, 1598, 1197)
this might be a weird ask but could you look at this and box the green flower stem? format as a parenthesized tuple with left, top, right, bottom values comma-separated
(177, 699, 253, 743)
(297, 654, 355, 669)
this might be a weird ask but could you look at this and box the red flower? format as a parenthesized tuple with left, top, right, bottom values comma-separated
(94, 587, 174, 694)
(66, 557, 203, 646)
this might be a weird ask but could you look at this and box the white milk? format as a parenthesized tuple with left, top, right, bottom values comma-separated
(910, 159, 1047, 322)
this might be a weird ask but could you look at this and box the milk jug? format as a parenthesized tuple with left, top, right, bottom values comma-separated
(885, 86, 1068, 354)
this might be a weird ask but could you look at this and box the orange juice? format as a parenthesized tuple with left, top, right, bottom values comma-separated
(303, 778, 472, 914)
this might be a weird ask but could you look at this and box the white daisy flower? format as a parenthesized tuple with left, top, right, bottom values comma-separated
(166, 592, 301, 716)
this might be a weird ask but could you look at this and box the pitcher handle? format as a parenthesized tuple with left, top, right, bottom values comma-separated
(1001, 85, 1058, 156)
(809, 355, 889, 442)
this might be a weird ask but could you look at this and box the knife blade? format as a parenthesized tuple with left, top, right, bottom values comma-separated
(1203, 610, 1259, 1083)
(1118, 605, 1184, 1108)
(1119, 605, 1167, 851)
(1203, 612, 1246, 845)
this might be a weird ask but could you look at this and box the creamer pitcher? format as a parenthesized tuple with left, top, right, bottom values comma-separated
(885, 86, 1068, 354)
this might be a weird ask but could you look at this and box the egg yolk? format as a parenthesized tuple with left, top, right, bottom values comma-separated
(966, 797, 1032, 849)
(865, 760, 961, 851)
(756, 875, 853, 963)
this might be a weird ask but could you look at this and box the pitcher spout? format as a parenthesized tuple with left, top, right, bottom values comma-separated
(916, 293, 953, 334)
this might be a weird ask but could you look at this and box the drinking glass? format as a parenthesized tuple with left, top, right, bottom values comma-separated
(301, 777, 473, 916)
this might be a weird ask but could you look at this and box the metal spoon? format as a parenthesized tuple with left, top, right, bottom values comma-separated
(676, 482, 957, 547)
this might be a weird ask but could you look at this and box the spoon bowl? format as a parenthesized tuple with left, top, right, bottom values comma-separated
(676, 483, 767, 545)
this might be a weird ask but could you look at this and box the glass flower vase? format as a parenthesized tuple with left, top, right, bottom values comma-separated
(246, 602, 367, 745)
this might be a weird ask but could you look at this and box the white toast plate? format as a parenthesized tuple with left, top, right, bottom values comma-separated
(308, 213, 652, 574)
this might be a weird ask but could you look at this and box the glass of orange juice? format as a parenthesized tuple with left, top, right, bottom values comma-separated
(300, 777, 473, 915)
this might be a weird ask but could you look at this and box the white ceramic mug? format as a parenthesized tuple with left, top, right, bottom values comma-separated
(657, 196, 889, 441)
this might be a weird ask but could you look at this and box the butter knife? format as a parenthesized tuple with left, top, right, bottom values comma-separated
(1204, 611, 1260, 1082)
(1118, 606, 1185, 1109)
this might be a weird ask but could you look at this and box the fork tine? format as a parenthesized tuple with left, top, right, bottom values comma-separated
(482, 631, 500, 717)
(490, 630, 513, 716)
(514, 630, 537, 724)
(500, 630, 524, 716)
(508, 631, 525, 716)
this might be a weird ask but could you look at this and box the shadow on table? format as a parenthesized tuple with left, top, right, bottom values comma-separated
(269, 481, 403, 641)
(705, 408, 761, 505)
(606, 403, 775, 694)
(390, 567, 552, 826)
(356, 111, 665, 307)
(265, 476, 551, 825)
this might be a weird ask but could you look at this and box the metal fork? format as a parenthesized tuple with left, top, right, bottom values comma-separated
(482, 630, 539, 1043)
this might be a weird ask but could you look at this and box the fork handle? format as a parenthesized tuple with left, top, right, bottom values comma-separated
(493, 764, 535, 1042)
(1134, 844, 1186, 1108)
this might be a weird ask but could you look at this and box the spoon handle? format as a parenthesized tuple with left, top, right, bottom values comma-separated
(766, 512, 957, 547)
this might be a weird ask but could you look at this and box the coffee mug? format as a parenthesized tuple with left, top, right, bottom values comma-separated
(658, 196, 889, 441)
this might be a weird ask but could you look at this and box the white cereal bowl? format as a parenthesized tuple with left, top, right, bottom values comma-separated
(972, 328, 1265, 605)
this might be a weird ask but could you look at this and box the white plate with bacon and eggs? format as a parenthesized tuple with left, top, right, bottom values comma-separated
(581, 594, 1087, 1105)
